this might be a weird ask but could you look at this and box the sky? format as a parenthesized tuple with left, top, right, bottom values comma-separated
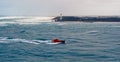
(1, 0, 120, 16)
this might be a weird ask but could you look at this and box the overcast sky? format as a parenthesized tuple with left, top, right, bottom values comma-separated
(1, 0, 120, 16)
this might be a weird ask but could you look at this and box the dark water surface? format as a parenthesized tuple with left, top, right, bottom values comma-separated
(0, 22, 120, 62)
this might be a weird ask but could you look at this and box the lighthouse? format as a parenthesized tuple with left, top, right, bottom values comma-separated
(60, 13, 62, 21)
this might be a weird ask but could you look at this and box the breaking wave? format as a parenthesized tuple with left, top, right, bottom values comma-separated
(0, 16, 54, 25)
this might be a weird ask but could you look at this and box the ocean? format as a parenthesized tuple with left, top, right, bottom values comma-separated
(0, 16, 120, 62)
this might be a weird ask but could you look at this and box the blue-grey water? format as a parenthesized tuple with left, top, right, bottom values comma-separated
(0, 17, 120, 62)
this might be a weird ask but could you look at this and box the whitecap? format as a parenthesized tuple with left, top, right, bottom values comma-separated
(84, 30, 99, 34)
(0, 16, 55, 25)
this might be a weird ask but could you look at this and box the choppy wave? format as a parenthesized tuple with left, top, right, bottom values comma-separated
(0, 37, 55, 44)
(0, 22, 120, 62)
(85, 30, 99, 34)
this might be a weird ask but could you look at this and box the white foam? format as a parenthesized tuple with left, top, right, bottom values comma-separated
(0, 16, 25, 19)
(84, 30, 99, 34)
(0, 37, 53, 44)
(0, 16, 55, 25)
(15, 17, 54, 23)
(47, 43, 60, 44)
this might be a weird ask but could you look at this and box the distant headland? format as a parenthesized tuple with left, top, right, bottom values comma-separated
(53, 16, 120, 22)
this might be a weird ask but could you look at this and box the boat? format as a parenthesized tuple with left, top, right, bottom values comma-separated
(52, 38, 65, 44)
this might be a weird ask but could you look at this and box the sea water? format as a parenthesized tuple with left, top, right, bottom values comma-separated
(0, 17, 120, 62)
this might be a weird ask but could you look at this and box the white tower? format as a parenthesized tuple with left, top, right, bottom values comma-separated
(60, 13, 62, 20)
